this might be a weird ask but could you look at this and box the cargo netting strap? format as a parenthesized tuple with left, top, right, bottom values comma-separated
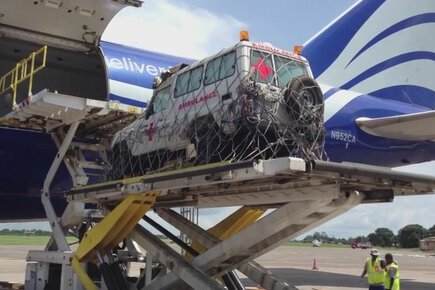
(107, 48, 325, 180)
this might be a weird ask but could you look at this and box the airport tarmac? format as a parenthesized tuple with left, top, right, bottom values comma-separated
(0, 244, 434, 290)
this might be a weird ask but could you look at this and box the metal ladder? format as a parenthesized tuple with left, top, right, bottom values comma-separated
(0, 46, 47, 112)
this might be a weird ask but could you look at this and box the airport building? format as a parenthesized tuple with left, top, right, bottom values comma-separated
(420, 237, 435, 251)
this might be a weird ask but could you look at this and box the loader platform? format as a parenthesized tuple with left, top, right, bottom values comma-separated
(47, 156, 435, 290)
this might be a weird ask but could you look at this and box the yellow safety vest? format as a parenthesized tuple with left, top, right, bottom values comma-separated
(367, 257, 385, 285)
(384, 262, 400, 290)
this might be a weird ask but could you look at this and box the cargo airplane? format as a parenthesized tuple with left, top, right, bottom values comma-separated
(0, 0, 434, 220)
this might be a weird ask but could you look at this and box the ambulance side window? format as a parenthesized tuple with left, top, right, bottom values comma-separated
(145, 86, 171, 119)
(220, 52, 236, 79)
(204, 51, 236, 85)
(204, 57, 220, 85)
(174, 65, 204, 98)
(153, 86, 171, 113)
(189, 66, 203, 92)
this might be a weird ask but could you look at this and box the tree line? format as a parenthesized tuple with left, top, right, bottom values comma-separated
(302, 224, 435, 248)
(2, 224, 434, 248)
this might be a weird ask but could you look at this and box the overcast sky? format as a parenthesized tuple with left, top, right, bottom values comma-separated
(2, 0, 435, 238)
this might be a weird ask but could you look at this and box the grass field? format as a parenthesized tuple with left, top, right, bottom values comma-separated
(0, 235, 78, 245)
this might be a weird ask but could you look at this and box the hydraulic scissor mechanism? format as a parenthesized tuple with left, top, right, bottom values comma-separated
(23, 111, 435, 290)
(25, 150, 435, 290)
(71, 192, 160, 290)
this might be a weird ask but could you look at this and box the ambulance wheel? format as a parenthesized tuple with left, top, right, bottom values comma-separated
(189, 118, 221, 165)
(284, 75, 323, 122)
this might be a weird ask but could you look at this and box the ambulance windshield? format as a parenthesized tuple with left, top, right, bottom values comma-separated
(251, 50, 308, 88)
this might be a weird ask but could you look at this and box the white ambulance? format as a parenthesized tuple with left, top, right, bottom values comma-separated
(108, 38, 324, 179)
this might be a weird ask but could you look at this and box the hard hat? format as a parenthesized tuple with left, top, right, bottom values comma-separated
(370, 249, 380, 256)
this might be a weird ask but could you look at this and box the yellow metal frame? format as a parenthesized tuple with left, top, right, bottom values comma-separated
(0, 46, 47, 109)
(71, 256, 99, 290)
(190, 207, 266, 256)
(71, 191, 160, 290)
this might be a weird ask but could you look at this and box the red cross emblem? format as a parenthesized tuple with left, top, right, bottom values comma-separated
(252, 58, 274, 79)
(145, 123, 156, 141)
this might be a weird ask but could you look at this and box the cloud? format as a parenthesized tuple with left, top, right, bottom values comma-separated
(102, 0, 246, 59)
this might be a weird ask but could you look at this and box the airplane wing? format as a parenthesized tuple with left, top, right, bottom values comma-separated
(356, 111, 435, 141)
(0, 0, 142, 51)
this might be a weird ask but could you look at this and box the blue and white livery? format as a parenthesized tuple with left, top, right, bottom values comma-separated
(101, 42, 194, 107)
(302, 0, 435, 166)
(0, 0, 434, 220)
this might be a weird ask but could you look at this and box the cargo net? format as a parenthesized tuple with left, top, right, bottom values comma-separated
(107, 48, 325, 180)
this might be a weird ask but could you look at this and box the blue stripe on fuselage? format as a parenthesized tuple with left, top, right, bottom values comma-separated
(324, 92, 435, 166)
(302, 0, 385, 78)
(101, 41, 194, 92)
(109, 93, 148, 107)
(369, 85, 435, 109)
(347, 13, 435, 67)
(323, 87, 341, 100)
(341, 51, 435, 90)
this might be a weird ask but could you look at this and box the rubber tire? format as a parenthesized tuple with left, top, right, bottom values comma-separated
(188, 118, 221, 165)
(284, 75, 323, 122)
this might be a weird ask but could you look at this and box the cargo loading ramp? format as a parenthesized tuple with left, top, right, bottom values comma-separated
(0, 88, 142, 134)
(64, 157, 435, 290)
(67, 157, 435, 207)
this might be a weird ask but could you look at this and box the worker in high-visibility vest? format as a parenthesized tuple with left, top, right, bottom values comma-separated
(361, 249, 386, 290)
(384, 253, 400, 290)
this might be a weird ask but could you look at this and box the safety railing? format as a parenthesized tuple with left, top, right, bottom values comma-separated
(0, 46, 47, 110)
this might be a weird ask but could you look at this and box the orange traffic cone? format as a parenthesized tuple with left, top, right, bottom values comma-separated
(312, 258, 319, 270)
